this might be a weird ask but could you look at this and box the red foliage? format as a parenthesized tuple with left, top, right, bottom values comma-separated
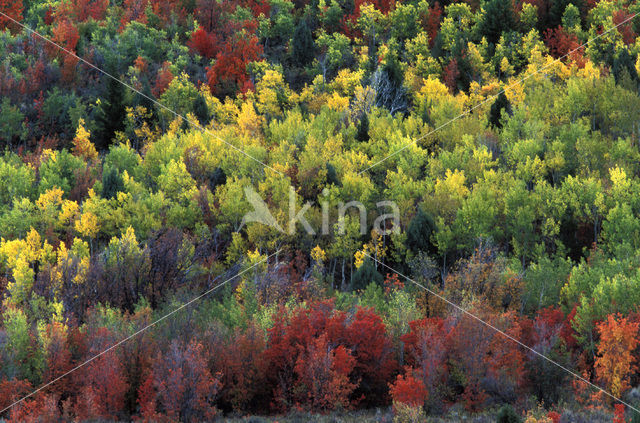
(74, 328, 129, 420)
(50, 19, 80, 82)
(0, 378, 32, 413)
(401, 317, 449, 398)
(384, 273, 404, 294)
(210, 324, 267, 412)
(595, 314, 639, 399)
(121, 0, 150, 27)
(443, 58, 460, 93)
(153, 61, 174, 97)
(533, 306, 577, 350)
(42, 322, 75, 397)
(142, 340, 221, 422)
(263, 301, 397, 412)
(189, 27, 220, 59)
(56, 0, 108, 23)
(613, 10, 636, 45)
(547, 410, 561, 423)
(449, 306, 525, 410)
(544, 26, 586, 68)
(614, 404, 626, 423)
(44, 6, 54, 25)
(427, 2, 442, 48)
(294, 334, 356, 411)
(389, 372, 428, 408)
(0, 0, 23, 31)
(134, 56, 148, 73)
(206, 30, 262, 96)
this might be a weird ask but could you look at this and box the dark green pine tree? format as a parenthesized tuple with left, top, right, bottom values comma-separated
(356, 113, 369, 142)
(292, 18, 315, 67)
(94, 71, 126, 150)
(496, 404, 521, 423)
(547, 0, 584, 30)
(101, 165, 124, 199)
(193, 94, 211, 125)
(405, 208, 436, 254)
(613, 48, 639, 90)
(489, 92, 511, 129)
(350, 258, 383, 291)
(477, 0, 517, 45)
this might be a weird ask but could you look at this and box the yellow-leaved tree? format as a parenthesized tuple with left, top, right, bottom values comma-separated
(72, 119, 98, 163)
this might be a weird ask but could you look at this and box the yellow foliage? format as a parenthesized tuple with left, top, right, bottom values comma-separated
(500, 57, 514, 77)
(75, 211, 100, 239)
(36, 187, 64, 211)
(256, 69, 289, 118)
(238, 102, 265, 139)
(72, 119, 98, 162)
(311, 245, 326, 264)
(435, 169, 469, 201)
(330, 68, 365, 96)
(577, 60, 601, 80)
(355, 230, 387, 269)
(325, 92, 350, 112)
(58, 200, 80, 228)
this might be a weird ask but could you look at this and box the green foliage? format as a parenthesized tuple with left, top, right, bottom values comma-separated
(94, 67, 127, 150)
(292, 18, 315, 67)
(351, 258, 383, 291)
(38, 149, 85, 195)
(102, 165, 125, 199)
(0, 98, 25, 147)
(405, 208, 435, 255)
(496, 404, 521, 423)
(478, 0, 517, 45)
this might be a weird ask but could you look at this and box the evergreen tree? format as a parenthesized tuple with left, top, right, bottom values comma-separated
(477, 0, 517, 45)
(489, 92, 511, 128)
(613, 48, 639, 90)
(193, 94, 211, 125)
(102, 165, 124, 199)
(94, 72, 126, 150)
(292, 18, 315, 67)
(356, 113, 369, 142)
(208, 167, 226, 191)
(350, 258, 383, 291)
(326, 162, 340, 186)
(497, 404, 521, 423)
(405, 208, 436, 254)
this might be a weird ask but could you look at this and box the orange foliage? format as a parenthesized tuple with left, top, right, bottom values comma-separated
(153, 61, 174, 97)
(595, 314, 639, 399)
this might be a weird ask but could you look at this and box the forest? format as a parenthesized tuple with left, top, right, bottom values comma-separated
(2, 0, 640, 421)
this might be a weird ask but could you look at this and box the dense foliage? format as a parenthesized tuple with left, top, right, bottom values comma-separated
(2, 0, 640, 420)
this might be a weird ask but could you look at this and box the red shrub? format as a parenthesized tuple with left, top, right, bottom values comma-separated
(263, 301, 397, 412)
(389, 372, 428, 408)
(140, 340, 221, 422)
